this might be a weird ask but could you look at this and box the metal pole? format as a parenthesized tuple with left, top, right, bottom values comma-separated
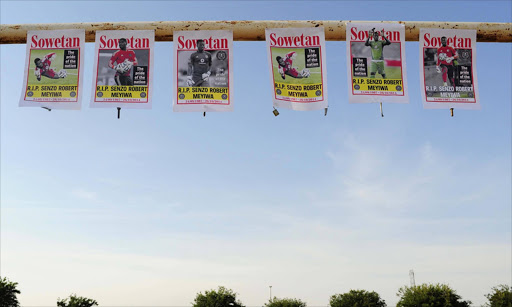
(269, 285, 272, 302)
(1, 20, 511, 44)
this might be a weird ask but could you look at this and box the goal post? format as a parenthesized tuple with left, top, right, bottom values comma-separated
(1, 20, 511, 44)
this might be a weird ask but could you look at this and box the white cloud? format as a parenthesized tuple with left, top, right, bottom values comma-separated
(70, 188, 97, 201)
(323, 133, 510, 216)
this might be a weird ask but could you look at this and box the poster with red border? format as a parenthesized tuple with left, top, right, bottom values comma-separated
(265, 27, 328, 111)
(20, 30, 85, 110)
(173, 30, 233, 112)
(346, 23, 408, 104)
(420, 29, 480, 109)
(91, 30, 154, 109)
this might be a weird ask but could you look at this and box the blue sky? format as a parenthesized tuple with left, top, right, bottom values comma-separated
(1, 1, 511, 306)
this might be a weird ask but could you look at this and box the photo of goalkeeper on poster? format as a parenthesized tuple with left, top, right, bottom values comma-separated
(19, 29, 85, 110)
(266, 27, 327, 111)
(173, 30, 233, 112)
(346, 22, 408, 104)
(32, 51, 72, 81)
(183, 39, 214, 88)
(420, 28, 480, 110)
(274, 50, 312, 81)
(91, 30, 154, 109)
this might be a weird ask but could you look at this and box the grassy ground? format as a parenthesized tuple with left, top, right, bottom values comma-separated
(363, 65, 402, 79)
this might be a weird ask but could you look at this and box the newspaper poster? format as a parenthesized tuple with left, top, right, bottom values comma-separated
(173, 30, 233, 112)
(420, 29, 480, 109)
(91, 30, 154, 109)
(266, 27, 327, 111)
(20, 30, 85, 110)
(346, 23, 408, 103)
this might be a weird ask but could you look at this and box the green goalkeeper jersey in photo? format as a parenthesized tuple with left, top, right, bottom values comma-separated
(370, 40, 385, 60)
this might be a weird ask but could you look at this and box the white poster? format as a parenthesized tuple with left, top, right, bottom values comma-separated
(173, 30, 233, 112)
(420, 29, 480, 109)
(91, 30, 154, 109)
(265, 27, 328, 111)
(346, 23, 408, 104)
(20, 29, 85, 110)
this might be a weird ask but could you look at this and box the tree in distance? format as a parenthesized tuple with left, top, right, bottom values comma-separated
(396, 283, 471, 307)
(264, 297, 307, 307)
(192, 286, 244, 307)
(484, 285, 512, 307)
(0, 277, 21, 307)
(329, 289, 386, 307)
(57, 294, 98, 307)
